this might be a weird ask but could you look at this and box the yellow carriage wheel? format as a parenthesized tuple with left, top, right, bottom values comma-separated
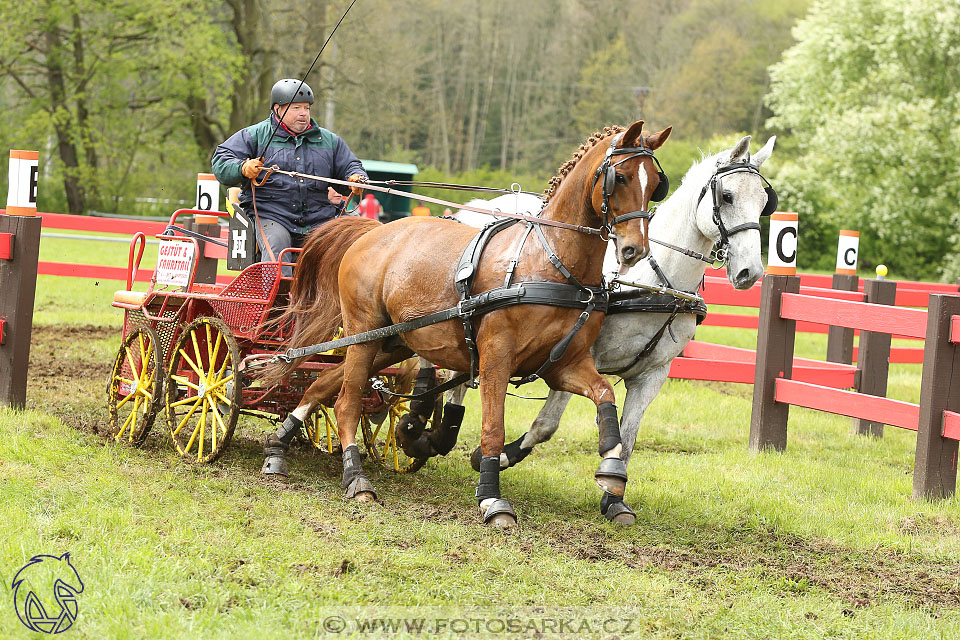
(164, 317, 241, 463)
(360, 377, 434, 473)
(107, 326, 161, 445)
(301, 405, 341, 454)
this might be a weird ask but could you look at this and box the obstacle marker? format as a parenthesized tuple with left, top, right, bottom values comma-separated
(766, 212, 797, 275)
(835, 230, 859, 275)
(6, 150, 38, 216)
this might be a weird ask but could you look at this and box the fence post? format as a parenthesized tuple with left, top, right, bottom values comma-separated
(1, 150, 41, 409)
(853, 278, 896, 437)
(750, 274, 800, 452)
(913, 294, 960, 500)
(826, 273, 859, 364)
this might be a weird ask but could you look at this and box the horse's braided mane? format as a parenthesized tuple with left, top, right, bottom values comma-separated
(543, 125, 626, 202)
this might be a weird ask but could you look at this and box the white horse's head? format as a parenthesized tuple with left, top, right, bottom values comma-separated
(696, 135, 775, 290)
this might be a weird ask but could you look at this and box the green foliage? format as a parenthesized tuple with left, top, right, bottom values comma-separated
(0, 0, 241, 214)
(569, 37, 638, 139)
(767, 0, 960, 280)
(647, 0, 810, 140)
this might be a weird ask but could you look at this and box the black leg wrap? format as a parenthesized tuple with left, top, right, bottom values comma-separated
(341, 445, 376, 500)
(597, 401, 621, 456)
(470, 431, 532, 472)
(427, 402, 464, 456)
(262, 413, 303, 478)
(275, 413, 304, 446)
(503, 434, 533, 467)
(475, 456, 501, 502)
(476, 455, 516, 525)
(408, 367, 438, 418)
(600, 492, 636, 525)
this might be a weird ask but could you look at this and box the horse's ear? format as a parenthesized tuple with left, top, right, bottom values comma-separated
(620, 120, 645, 148)
(728, 135, 751, 162)
(753, 136, 776, 168)
(644, 126, 672, 151)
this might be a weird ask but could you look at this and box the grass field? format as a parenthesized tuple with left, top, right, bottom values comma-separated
(1, 235, 958, 638)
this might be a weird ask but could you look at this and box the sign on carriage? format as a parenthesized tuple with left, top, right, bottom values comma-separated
(196, 173, 220, 212)
(767, 211, 798, 275)
(156, 240, 196, 287)
(835, 230, 859, 275)
(6, 150, 38, 216)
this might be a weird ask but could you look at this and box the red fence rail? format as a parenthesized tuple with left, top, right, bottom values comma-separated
(750, 274, 960, 500)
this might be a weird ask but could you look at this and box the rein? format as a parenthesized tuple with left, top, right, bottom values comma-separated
(369, 179, 545, 198)
(258, 166, 607, 236)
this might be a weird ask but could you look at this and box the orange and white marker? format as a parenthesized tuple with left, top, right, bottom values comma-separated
(767, 211, 798, 275)
(195, 173, 220, 224)
(6, 150, 39, 216)
(835, 230, 860, 275)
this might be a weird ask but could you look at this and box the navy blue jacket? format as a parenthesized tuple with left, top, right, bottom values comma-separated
(211, 113, 366, 234)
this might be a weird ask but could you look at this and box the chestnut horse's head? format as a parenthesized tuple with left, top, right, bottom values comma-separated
(589, 120, 672, 267)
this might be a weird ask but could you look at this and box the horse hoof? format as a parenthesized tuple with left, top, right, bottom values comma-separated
(595, 457, 628, 496)
(354, 491, 376, 503)
(595, 476, 625, 496)
(470, 446, 483, 472)
(481, 498, 516, 527)
(601, 493, 636, 525)
(261, 457, 289, 480)
(487, 512, 517, 528)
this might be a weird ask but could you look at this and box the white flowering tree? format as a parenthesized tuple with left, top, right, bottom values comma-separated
(767, 0, 960, 279)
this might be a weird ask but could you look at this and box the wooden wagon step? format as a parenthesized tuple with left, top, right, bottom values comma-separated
(113, 290, 148, 306)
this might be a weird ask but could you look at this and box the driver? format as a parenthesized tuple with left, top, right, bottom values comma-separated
(211, 78, 367, 272)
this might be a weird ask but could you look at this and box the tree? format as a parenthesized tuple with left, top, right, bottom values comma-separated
(0, 0, 239, 214)
(767, 0, 960, 279)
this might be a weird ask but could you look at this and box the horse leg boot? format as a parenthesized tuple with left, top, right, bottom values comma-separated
(335, 341, 383, 503)
(595, 401, 636, 525)
(476, 455, 516, 527)
(262, 403, 313, 479)
(396, 365, 437, 456)
(341, 444, 376, 501)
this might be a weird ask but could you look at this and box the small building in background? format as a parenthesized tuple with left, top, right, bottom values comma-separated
(358, 159, 418, 221)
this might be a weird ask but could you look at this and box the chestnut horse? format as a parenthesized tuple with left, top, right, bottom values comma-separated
(258, 120, 671, 526)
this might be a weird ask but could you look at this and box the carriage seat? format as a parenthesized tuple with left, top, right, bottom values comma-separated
(113, 290, 148, 306)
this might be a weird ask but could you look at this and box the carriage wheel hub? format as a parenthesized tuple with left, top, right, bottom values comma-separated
(198, 380, 207, 397)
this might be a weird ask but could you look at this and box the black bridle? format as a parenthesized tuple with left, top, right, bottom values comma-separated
(696, 157, 777, 253)
(591, 133, 668, 235)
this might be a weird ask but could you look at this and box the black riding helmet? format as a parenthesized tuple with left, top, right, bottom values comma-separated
(270, 79, 315, 107)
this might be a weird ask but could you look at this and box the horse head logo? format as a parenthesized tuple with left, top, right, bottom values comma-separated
(12, 553, 84, 634)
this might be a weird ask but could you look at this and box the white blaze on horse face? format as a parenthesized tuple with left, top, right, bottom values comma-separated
(636, 163, 648, 202)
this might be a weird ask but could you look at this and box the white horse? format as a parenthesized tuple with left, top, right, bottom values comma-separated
(444, 135, 776, 523)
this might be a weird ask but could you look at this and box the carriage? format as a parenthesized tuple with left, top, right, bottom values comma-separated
(106, 208, 433, 472)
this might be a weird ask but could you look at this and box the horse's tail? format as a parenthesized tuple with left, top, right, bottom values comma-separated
(257, 216, 382, 387)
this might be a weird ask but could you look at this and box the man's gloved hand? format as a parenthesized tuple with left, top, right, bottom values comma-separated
(347, 173, 367, 195)
(241, 158, 264, 179)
